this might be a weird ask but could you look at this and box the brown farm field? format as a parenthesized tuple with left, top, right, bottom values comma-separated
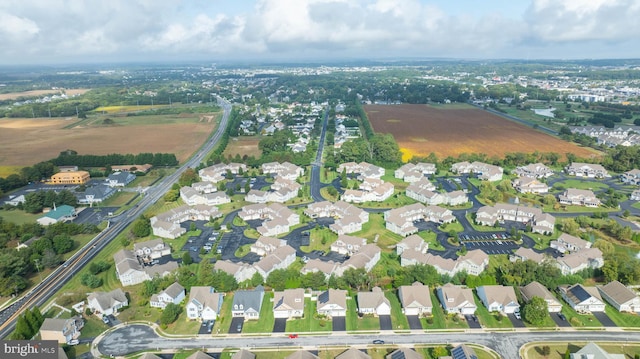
(365, 104, 600, 161)
(0, 89, 89, 101)
(0, 113, 217, 167)
(223, 136, 262, 158)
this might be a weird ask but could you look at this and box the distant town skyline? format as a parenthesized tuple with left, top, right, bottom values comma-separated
(1, 0, 639, 65)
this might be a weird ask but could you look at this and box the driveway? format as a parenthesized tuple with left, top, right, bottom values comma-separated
(507, 313, 526, 328)
(273, 318, 287, 333)
(379, 315, 392, 330)
(551, 312, 571, 327)
(593, 312, 617, 327)
(406, 315, 422, 330)
(332, 316, 346, 331)
(465, 314, 481, 329)
(198, 320, 215, 334)
(229, 317, 245, 334)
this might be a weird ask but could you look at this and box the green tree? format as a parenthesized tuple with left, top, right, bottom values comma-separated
(522, 296, 548, 326)
(431, 346, 449, 358)
(182, 252, 193, 265)
(250, 272, 264, 287)
(540, 345, 550, 357)
(52, 234, 74, 254)
(132, 217, 151, 237)
(178, 168, 199, 187)
(164, 189, 179, 202)
(211, 270, 239, 292)
(80, 273, 103, 288)
(160, 303, 182, 325)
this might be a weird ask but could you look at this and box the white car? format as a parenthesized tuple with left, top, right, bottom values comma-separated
(514, 310, 521, 320)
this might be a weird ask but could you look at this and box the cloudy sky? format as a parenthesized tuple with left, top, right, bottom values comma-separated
(1, 0, 639, 65)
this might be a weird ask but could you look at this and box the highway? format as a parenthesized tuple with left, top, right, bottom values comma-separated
(0, 96, 232, 339)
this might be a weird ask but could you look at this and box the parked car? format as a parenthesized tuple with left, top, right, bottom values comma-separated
(102, 316, 110, 324)
(558, 313, 567, 321)
(289, 334, 299, 339)
(372, 340, 385, 345)
(514, 310, 521, 320)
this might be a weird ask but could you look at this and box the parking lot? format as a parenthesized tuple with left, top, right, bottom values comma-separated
(460, 232, 519, 255)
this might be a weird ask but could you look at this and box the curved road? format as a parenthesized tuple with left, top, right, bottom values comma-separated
(0, 96, 232, 339)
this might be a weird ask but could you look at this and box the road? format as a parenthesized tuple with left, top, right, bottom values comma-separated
(310, 108, 329, 202)
(98, 324, 637, 359)
(0, 96, 232, 339)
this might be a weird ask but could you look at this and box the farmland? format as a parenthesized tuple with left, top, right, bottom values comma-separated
(0, 88, 90, 101)
(0, 111, 219, 167)
(365, 104, 600, 161)
(223, 136, 262, 158)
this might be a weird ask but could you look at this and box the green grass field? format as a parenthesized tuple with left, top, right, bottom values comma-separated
(604, 304, 640, 327)
(242, 292, 275, 333)
(473, 294, 513, 329)
(285, 299, 332, 332)
(352, 213, 403, 251)
(385, 291, 410, 330)
(346, 297, 380, 331)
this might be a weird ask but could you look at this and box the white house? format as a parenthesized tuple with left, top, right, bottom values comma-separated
(87, 289, 129, 317)
(398, 282, 433, 316)
(598, 280, 640, 313)
(559, 284, 605, 313)
(150, 282, 186, 309)
(476, 285, 520, 314)
(186, 286, 223, 321)
(436, 284, 477, 315)
(357, 287, 391, 315)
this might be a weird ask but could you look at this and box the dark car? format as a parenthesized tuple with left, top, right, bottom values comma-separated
(558, 313, 567, 321)
(372, 340, 385, 345)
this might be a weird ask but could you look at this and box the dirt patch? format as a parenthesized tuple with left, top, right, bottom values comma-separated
(0, 89, 90, 101)
(365, 104, 600, 161)
(223, 137, 262, 158)
(0, 117, 213, 166)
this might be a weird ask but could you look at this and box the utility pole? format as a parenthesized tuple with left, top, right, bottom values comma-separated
(34, 259, 43, 283)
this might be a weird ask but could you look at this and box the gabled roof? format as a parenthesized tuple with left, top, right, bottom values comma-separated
(336, 348, 372, 359)
(598, 280, 638, 306)
(231, 350, 256, 359)
(88, 288, 127, 311)
(185, 352, 215, 359)
(285, 351, 319, 359)
(399, 282, 432, 309)
(386, 348, 423, 359)
(233, 286, 265, 312)
(358, 287, 390, 310)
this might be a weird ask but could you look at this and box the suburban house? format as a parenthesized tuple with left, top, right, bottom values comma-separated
(519, 281, 563, 312)
(180, 186, 230, 206)
(3, 194, 25, 206)
(395, 234, 429, 255)
(631, 189, 640, 201)
(133, 238, 171, 262)
(406, 180, 468, 206)
(186, 286, 223, 321)
(231, 350, 256, 359)
(331, 235, 367, 255)
(301, 259, 340, 279)
(336, 348, 372, 359)
(261, 161, 304, 180)
(510, 247, 546, 263)
(357, 287, 391, 315)
(385, 348, 423, 359)
(232, 286, 265, 319)
(87, 288, 129, 316)
(198, 163, 247, 183)
(191, 181, 217, 193)
(450, 344, 479, 359)
(246, 177, 301, 204)
(559, 284, 605, 313)
(273, 288, 305, 319)
(395, 162, 437, 180)
(398, 282, 433, 316)
(385, 203, 455, 237)
(341, 178, 394, 203)
(77, 184, 117, 205)
(39, 317, 83, 345)
(337, 162, 385, 180)
(37, 205, 76, 226)
(436, 284, 477, 315)
(185, 352, 216, 359)
(621, 169, 640, 185)
(106, 171, 136, 187)
(238, 203, 300, 237)
(335, 244, 381, 276)
(565, 162, 610, 178)
(254, 245, 297, 279)
(285, 351, 319, 359)
(213, 260, 257, 283)
(304, 201, 369, 235)
(598, 280, 640, 313)
(250, 236, 286, 256)
(512, 177, 549, 194)
(555, 248, 604, 275)
(151, 204, 222, 239)
(475, 203, 555, 235)
(513, 163, 554, 178)
(569, 343, 625, 359)
(476, 285, 520, 314)
(50, 170, 90, 184)
(150, 282, 186, 309)
(550, 233, 591, 254)
(317, 289, 347, 317)
(401, 249, 488, 277)
(451, 161, 503, 181)
(558, 188, 601, 207)
(113, 248, 178, 286)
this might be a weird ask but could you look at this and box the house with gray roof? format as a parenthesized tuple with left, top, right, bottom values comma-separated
(569, 343, 625, 359)
(39, 317, 83, 345)
(113, 248, 178, 286)
(357, 287, 391, 315)
(150, 282, 185, 309)
(398, 282, 433, 316)
(76, 185, 116, 205)
(87, 288, 128, 316)
(273, 288, 305, 319)
(598, 280, 640, 313)
(476, 285, 520, 314)
(336, 348, 372, 359)
(519, 281, 562, 312)
(231, 350, 255, 359)
(386, 348, 423, 359)
(317, 289, 347, 317)
(451, 344, 478, 359)
(185, 352, 215, 359)
(559, 284, 605, 313)
(106, 171, 136, 187)
(232, 286, 265, 319)
(285, 351, 319, 359)
(186, 286, 223, 321)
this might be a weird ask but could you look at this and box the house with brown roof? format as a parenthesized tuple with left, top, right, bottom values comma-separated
(558, 188, 601, 207)
(400, 249, 487, 277)
(185, 352, 216, 359)
(385, 348, 423, 359)
(273, 288, 305, 319)
(186, 286, 223, 321)
(357, 287, 391, 315)
(476, 285, 520, 314)
(150, 282, 186, 309)
(317, 289, 347, 317)
(398, 282, 433, 316)
(519, 281, 562, 312)
(336, 348, 372, 359)
(39, 317, 83, 345)
(598, 280, 640, 313)
(436, 284, 477, 315)
(509, 247, 546, 263)
(559, 284, 605, 313)
(512, 177, 549, 194)
(457, 250, 489, 276)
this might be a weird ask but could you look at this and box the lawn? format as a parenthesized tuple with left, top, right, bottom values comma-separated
(0, 165, 21, 177)
(559, 302, 602, 327)
(439, 221, 464, 233)
(552, 179, 610, 192)
(473, 294, 513, 329)
(420, 292, 468, 330)
(242, 292, 275, 334)
(301, 227, 337, 253)
(633, 202, 640, 210)
(101, 191, 138, 207)
(352, 213, 403, 251)
(346, 297, 380, 331)
(385, 291, 410, 330)
(163, 310, 201, 335)
(604, 304, 640, 327)
(417, 231, 444, 251)
(0, 209, 42, 224)
(285, 298, 332, 332)
(524, 343, 640, 359)
(212, 293, 234, 334)
(320, 187, 338, 201)
(129, 170, 165, 187)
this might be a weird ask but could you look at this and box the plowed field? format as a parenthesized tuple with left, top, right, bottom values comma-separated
(365, 104, 599, 161)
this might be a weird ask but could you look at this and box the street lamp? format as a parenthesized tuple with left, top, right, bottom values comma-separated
(34, 258, 43, 283)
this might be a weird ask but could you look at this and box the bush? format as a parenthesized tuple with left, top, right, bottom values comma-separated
(80, 273, 103, 288)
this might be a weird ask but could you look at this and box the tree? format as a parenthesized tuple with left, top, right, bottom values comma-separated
(52, 234, 74, 254)
(540, 345, 550, 357)
(182, 252, 193, 265)
(522, 296, 548, 326)
(250, 272, 264, 287)
(160, 303, 182, 325)
(80, 273, 103, 288)
(164, 189, 179, 202)
(178, 168, 199, 187)
(211, 270, 239, 292)
(131, 217, 151, 237)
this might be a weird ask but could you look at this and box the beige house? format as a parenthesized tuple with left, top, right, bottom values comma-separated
(39, 317, 83, 345)
(254, 245, 297, 279)
(186, 286, 223, 321)
(357, 287, 391, 315)
(556, 247, 604, 275)
(250, 236, 285, 256)
(513, 163, 554, 178)
(261, 161, 304, 180)
(558, 188, 601, 207)
(113, 248, 178, 286)
(273, 288, 305, 319)
(475, 203, 555, 235)
(151, 204, 222, 239)
(301, 259, 339, 279)
(476, 285, 520, 314)
(133, 239, 171, 262)
(198, 163, 247, 183)
(451, 161, 503, 181)
(337, 162, 385, 179)
(512, 177, 549, 194)
(559, 284, 605, 313)
(598, 280, 640, 313)
(304, 201, 369, 235)
(87, 288, 128, 316)
(395, 162, 436, 181)
(331, 235, 367, 255)
(510, 247, 546, 263)
(565, 162, 610, 178)
(336, 348, 372, 359)
(550, 233, 591, 254)
(385, 203, 455, 237)
(214, 260, 257, 283)
(520, 281, 562, 312)
(317, 289, 347, 317)
(239, 203, 300, 237)
(398, 282, 433, 316)
(396, 234, 428, 255)
(436, 284, 477, 315)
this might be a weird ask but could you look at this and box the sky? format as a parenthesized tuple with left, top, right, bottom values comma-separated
(1, 0, 640, 65)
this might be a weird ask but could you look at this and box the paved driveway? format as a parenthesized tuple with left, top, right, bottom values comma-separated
(379, 315, 392, 330)
(465, 314, 481, 329)
(406, 315, 422, 330)
(198, 320, 215, 334)
(273, 318, 287, 333)
(229, 317, 245, 334)
(332, 316, 346, 331)
(551, 312, 571, 327)
(507, 313, 526, 328)
(593, 312, 617, 327)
